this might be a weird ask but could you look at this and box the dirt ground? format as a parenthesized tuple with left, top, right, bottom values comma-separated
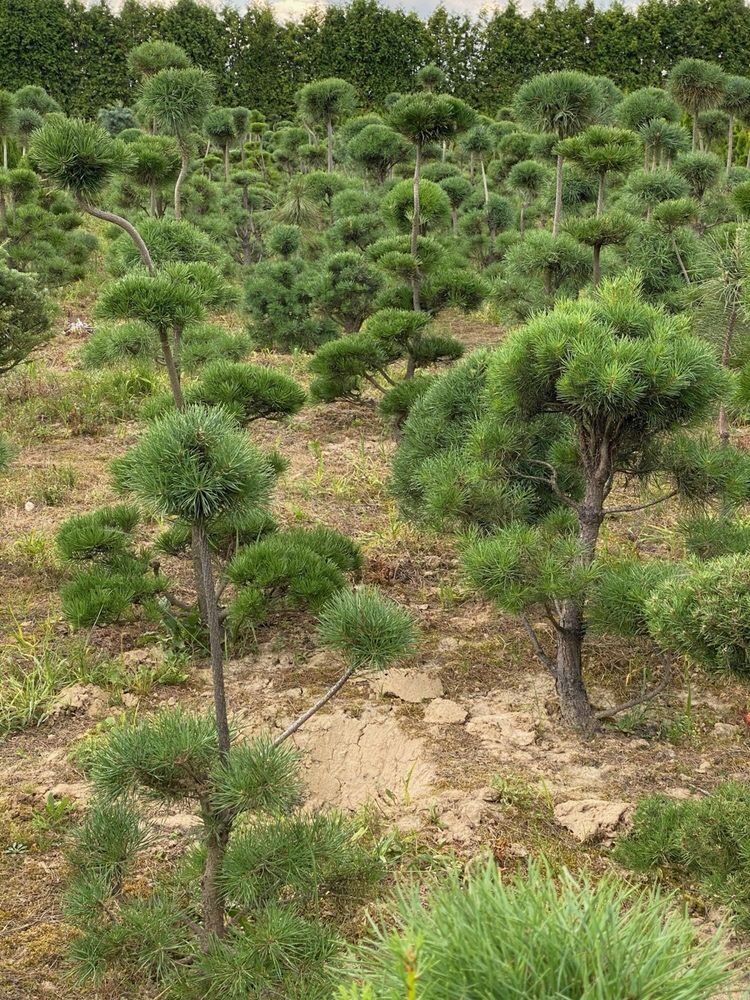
(1, 290, 749, 998)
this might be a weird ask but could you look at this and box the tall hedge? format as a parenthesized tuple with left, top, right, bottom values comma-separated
(3, 0, 750, 121)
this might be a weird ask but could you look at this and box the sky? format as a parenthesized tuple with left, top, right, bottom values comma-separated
(135, 0, 607, 22)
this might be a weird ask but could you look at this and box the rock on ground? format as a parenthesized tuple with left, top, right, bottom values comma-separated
(424, 698, 468, 725)
(554, 798, 631, 843)
(371, 668, 444, 703)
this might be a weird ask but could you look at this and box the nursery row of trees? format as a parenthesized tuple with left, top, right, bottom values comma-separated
(5, 0, 750, 120)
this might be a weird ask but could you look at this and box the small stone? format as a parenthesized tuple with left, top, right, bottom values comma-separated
(47, 782, 89, 806)
(631, 739, 651, 750)
(51, 683, 108, 719)
(24, 501, 35, 512)
(713, 722, 740, 739)
(371, 668, 444, 703)
(121, 646, 164, 667)
(697, 758, 712, 774)
(424, 698, 467, 725)
(554, 799, 631, 843)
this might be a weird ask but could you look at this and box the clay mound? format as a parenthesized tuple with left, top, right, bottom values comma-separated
(292, 708, 436, 810)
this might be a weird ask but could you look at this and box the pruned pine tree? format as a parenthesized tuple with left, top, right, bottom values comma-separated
(393, 274, 750, 730)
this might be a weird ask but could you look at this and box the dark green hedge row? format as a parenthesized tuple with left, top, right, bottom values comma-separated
(2, 0, 750, 120)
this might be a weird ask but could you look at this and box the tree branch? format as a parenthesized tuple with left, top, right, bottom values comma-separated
(594, 652, 673, 721)
(272, 664, 356, 746)
(519, 614, 556, 675)
(604, 490, 678, 515)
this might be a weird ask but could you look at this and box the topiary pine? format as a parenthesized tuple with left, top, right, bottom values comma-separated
(394, 273, 750, 731)
(64, 707, 381, 995)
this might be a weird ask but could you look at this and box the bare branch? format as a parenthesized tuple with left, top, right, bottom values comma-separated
(272, 664, 356, 746)
(594, 652, 673, 721)
(604, 490, 678, 515)
(519, 614, 556, 675)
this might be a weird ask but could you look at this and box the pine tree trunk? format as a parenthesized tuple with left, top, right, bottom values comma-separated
(451, 206, 458, 235)
(2, 137, 7, 169)
(727, 115, 735, 177)
(175, 146, 189, 221)
(159, 329, 184, 407)
(551, 476, 606, 731)
(79, 202, 154, 273)
(200, 798, 230, 939)
(592, 243, 601, 287)
(596, 173, 605, 216)
(223, 142, 230, 182)
(149, 181, 157, 218)
(411, 142, 422, 258)
(326, 118, 334, 173)
(193, 520, 231, 755)
(553, 154, 563, 236)
(519, 201, 526, 238)
(480, 157, 489, 204)
(692, 113, 699, 152)
(555, 602, 596, 732)
(719, 302, 739, 445)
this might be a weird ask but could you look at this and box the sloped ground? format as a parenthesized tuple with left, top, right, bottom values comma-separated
(1, 297, 749, 998)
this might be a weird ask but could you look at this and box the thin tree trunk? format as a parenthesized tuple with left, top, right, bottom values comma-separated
(692, 113, 699, 152)
(149, 181, 157, 218)
(200, 797, 229, 939)
(727, 115, 735, 177)
(78, 201, 154, 273)
(159, 329, 184, 407)
(719, 302, 739, 445)
(223, 142, 230, 182)
(193, 520, 231, 756)
(480, 156, 489, 204)
(596, 173, 605, 216)
(553, 153, 563, 236)
(175, 145, 189, 221)
(326, 118, 334, 173)
(2, 137, 6, 169)
(592, 243, 601, 287)
(746, 139, 750, 170)
(451, 206, 458, 235)
(672, 234, 690, 283)
(411, 142, 422, 258)
(519, 201, 526, 238)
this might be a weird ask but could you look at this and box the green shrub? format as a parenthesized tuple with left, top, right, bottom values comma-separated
(338, 860, 731, 999)
(646, 554, 750, 674)
(615, 783, 750, 928)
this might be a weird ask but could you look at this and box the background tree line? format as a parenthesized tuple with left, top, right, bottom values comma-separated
(3, 0, 750, 121)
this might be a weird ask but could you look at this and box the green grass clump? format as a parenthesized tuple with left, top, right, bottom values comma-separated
(338, 860, 731, 1000)
(615, 782, 750, 927)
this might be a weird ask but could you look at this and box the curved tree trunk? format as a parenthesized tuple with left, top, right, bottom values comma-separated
(480, 156, 489, 205)
(79, 201, 154, 273)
